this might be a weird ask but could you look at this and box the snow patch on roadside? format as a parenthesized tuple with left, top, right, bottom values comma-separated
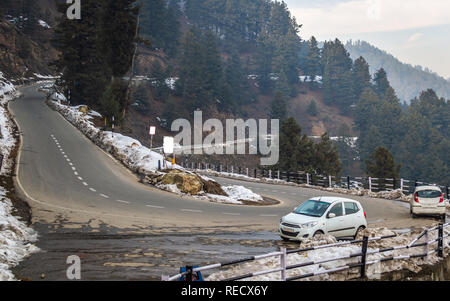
(0, 73, 40, 280)
(0, 188, 39, 281)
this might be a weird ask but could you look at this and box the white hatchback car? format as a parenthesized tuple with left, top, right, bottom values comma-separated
(410, 186, 446, 219)
(279, 197, 367, 242)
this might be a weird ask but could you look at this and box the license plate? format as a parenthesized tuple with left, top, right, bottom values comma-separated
(283, 227, 296, 233)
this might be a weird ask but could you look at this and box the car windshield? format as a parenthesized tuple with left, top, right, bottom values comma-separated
(294, 200, 331, 217)
(417, 190, 442, 198)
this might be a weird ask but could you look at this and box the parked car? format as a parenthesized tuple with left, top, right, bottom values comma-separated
(410, 186, 446, 220)
(279, 197, 367, 242)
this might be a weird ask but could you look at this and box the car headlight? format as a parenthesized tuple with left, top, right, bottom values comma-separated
(280, 217, 285, 223)
(301, 221, 318, 228)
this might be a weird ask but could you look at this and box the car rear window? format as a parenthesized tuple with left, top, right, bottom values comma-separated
(344, 202, 360, 215)
(417, 190, 442, 198)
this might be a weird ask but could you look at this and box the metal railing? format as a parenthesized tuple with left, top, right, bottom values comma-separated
(162, 223, 450, 281)
(179, 161, 450, 199)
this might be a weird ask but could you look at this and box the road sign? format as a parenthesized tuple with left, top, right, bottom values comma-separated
(164, 136, 174, 154)
(149, 126, 156, 136)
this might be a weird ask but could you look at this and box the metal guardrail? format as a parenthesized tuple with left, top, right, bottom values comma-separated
(180, 162, 450, 199)
(163, 223, 450, 281)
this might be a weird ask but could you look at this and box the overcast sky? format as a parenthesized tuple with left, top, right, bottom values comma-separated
(284, 0, 450, 78)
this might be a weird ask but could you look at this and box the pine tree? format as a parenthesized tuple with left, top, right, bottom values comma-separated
(102, 0, 139, 79)
(352, 56, 372, 101)
(255, 33, 275, 95)
(322, 39, 355, 112)
(314, 133, 342, 176)
(373, 68, 391, 98)
(366, 146, 401, 179)
(306, 99, 318, 116)
(53, 0, 110, 107)
(150, 60, 169, 101)
(303, 36, 322, 77)
(270, 91, 287, 121)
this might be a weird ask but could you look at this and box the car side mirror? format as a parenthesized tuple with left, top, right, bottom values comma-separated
(327, 213, 336, 219)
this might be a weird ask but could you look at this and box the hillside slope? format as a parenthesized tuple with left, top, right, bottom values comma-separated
(0, 0, 58, 80)
(345, 40, 450, 104)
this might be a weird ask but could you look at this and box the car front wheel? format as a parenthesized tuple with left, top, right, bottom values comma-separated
(354, 226, 365, 240)
(313, 230, 324, 238)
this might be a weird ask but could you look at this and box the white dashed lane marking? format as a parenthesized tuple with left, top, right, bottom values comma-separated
(146, 205, 165, 209)
(223, 212, 241, 216)
(89, 188, 97, 192)
(181, 209, 203, 213)
(100, 194, 110, 199)
(117, 200, 130, 204)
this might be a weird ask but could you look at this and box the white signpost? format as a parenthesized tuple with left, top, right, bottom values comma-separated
(149, 126, 156, 151)
(163, 136, 175, 168)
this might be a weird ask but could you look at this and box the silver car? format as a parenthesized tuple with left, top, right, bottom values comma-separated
(410, 186, 446, 220)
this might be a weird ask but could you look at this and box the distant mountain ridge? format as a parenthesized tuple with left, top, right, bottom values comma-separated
(344, 40, 450, 103)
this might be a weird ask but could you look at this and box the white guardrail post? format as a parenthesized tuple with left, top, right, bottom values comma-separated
(368, 177, 372, 192)
(280, 247, 287, 281)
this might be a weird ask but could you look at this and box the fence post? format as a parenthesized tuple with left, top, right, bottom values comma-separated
(368, 177, 372, 192)
(254, 169, 257, 178)
(400, 178, 404, 192)
(287, 172, 290, 183)
(347, 176, 350, 190)
(246, 168, 249, 177)
(424, 229, 429, 261)
(280, 247, 287, 281)
(306, 173, 310, 185)
(269, 170, 272, 179)
(277, 170, 280, 180)
(328, 175, 332, 188)
(360, 235, 369, 278)
(186, 266, 193, 282)
(438, 223, 444, 257)
(393, 177, 397, 190)
(231, 166, 234, 174)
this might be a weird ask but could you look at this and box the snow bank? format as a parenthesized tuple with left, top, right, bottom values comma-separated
(0, 72, 15, 99)
(207, 227, 448, 281)
(0, 72, 39, 280)
(0, 188, 39, 281)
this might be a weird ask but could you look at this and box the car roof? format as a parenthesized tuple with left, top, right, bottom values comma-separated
(415, 185, 442, 191)
(309, 196, 359, 204)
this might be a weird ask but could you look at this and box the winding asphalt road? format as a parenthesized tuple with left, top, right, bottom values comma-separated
(9, 85, 420, 232)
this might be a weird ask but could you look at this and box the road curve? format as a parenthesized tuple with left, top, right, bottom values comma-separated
(9, 85, 425, 231)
